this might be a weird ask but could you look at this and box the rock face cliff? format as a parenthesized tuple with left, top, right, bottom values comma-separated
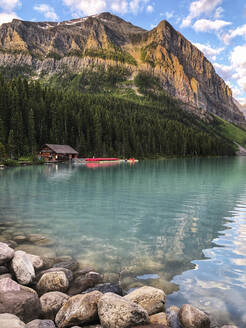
(0, 12, 244, 123)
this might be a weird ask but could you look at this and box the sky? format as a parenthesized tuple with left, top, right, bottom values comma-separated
(0, 0, 246, 105)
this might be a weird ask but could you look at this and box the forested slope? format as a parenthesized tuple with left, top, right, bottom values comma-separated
(0, 73, 238, 159)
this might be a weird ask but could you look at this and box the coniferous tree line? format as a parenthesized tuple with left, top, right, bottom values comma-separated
(0, 74, 235, 159)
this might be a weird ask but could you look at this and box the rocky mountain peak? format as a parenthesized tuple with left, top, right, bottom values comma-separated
(0, 12, 244, 124)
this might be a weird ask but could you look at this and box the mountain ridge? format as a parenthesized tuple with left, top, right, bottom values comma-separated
(0, 12, 244, 124)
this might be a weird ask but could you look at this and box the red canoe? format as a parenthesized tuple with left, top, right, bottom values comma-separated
(85, 158, 120, 162)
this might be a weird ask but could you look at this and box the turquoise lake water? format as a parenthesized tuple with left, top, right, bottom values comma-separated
(1, 158, 246, 326)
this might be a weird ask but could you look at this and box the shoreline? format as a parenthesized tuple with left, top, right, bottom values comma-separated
(0, 229, 240, 328)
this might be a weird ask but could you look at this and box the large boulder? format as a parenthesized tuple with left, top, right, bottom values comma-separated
(0, 313, 26, 328)
(84, 283, 123, 296)
(26, 319, 56, 328)
(0, 242, 15, 265)
(178, 304, 210, 328)
(0, 277, 21, 293)
(0, 289, 41, 322)
(40, 291, 69, 320)
(37, 271, 69, 295)
(166, 306, 182, 328)
(124, 286, 166, 315)
(98, 292, 149, 328)
(55, 291, 102, 328)
(11, 251, 35, 285)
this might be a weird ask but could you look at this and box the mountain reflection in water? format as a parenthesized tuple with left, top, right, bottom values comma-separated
(0, 158, 246, 326)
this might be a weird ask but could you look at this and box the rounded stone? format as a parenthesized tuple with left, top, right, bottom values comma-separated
(26, 319, 56, 328)
(124, 286, 166, 315)
(37, 271, 69, 294)
(98, 292, 149, 328)
(55, 290, 103, 328)
(40, 291, 69, 320)
(11, 250, 35, 285)
(166, 306, 182, 328)
(0, 242, 15, 265)
(0, 313, 26, 328)
(178, 304, 210, 328)
(27, 254, 44, 271)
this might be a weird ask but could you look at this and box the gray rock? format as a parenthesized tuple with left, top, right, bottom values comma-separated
(55, 291, 103, 328)
(37, 271, 69, 294)
(40, 291, 69, 320)
(0, 277, 21, 293)
(38, 268, 73, 283)
(67, 276, 95, 296)
(73, 268, 94, 278)
(124, 286, 166, 315)
(0, 313, 26, 328)
(27, 254, 45, 271)
(0, 242, 15, 265)
(26, 319, 56, 328)
(11, 250, 35, 285)
(179, 304, 210, 328)
(85, 272, 103, 284)
(0, 273, 12, 279)
(0, 289, 41, 323)
(98, 292, 149, 328)
(83, 283, 123, 296)
(53, 259, 79, 272)
(166, 306, 182, 328)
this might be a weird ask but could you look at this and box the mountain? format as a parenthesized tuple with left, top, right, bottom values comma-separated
(0, 12, 244, 124)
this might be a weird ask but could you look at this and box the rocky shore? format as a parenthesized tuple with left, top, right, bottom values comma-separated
(0, 241, 238, 328)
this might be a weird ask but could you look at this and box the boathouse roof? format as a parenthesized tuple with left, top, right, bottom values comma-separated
(44, 144, 79, 155)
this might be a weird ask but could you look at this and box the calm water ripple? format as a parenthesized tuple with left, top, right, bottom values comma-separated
(1, 158, 246, 326)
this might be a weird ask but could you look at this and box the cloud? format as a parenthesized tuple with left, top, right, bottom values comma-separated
(63, 0, 152, 16)
(193, 42, 224, 61)
(146, 5, 154, 13)
(181, 0, 222, 27)
(0, 12, 19, 25)
(0, 0, 21, 12)
(213, 62, 234, 81)
(193, 19, 231, 32)
(34, 4, 59, 21)
(214, 6, 223, 19)
(165, 11, 174, 20)
(222, 24, 246, 44)
(0, 0, 21, 25)
(230, 45, 246, 92)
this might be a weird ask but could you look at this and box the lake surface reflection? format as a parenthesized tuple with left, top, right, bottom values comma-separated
(1, 158, 246, 326)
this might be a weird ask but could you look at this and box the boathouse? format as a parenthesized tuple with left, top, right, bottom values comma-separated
(39, 144, 79, 162)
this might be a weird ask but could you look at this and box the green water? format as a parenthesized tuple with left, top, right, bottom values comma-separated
(1, 158, 246, 326)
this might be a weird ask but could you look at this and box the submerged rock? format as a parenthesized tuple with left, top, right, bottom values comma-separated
(55, 291, 102, 328)
(53, 259, 79, 272)
(124, 286, 166, 315)
(98, 292, 149, 328)
(178, 304, 210, 328)
(26, 319, 56, 328)
(67, 276, 95, 296)
(0, 242, 15, 265)
(40, 291, 69, 320)
(166, 306, 182, 328)
(16, 244, 56, 259)
(0, 313, 26, 328)
(37, 271, 69, 294)
(11, 250, 35, 285)
(84, 282, 123, 296)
